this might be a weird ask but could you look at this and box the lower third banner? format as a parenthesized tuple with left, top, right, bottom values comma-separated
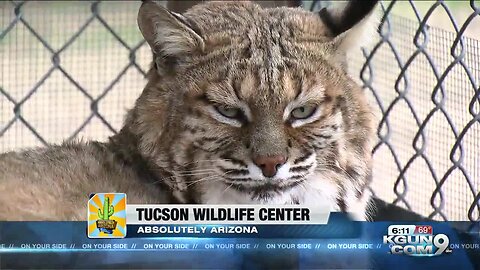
(0, 214, 478, 269)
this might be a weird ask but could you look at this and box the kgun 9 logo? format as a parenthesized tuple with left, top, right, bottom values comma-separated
(383, 225, 452, 256)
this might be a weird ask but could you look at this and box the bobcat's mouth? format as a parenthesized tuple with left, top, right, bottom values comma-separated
(225, 178, 305, 194)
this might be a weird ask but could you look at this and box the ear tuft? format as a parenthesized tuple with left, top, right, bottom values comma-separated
(319, 0, 379, 52)
(137, 1, 204, 70)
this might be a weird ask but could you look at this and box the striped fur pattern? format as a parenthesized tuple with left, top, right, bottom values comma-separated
(0, 1, 378, 221)
(131, 1, 378, 220)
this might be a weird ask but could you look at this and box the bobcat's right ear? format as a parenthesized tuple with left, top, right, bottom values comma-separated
(318, 0, 379, 52)
(137, 0, 205, 70)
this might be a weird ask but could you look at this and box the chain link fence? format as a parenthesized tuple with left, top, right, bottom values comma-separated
(1, 1, 479, 221)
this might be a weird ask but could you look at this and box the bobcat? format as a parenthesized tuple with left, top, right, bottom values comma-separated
(0, 0, 378, 221)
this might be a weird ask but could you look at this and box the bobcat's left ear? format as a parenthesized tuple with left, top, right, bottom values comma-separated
(319, 0, 379, 52)
(137, 0, 205, 73)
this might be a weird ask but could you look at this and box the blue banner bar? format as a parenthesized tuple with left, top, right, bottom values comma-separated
(0, 215, 478, 269)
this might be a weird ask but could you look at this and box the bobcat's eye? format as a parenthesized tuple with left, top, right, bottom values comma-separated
(215, 105, 242, 119)
(290, 105, 317, 120)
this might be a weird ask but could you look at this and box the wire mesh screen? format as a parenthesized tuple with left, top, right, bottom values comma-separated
(1, 1, 150, 149)
(307, 0, 480, 222)
(1, 1, 479, 221)
(356, 15, 480, 222)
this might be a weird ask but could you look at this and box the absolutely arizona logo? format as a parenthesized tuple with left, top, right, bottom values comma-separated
(87, 193, 126, 238)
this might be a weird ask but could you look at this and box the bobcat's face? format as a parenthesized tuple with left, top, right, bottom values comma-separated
(132, 1, 377, 209)
(180, 62, 344, 198)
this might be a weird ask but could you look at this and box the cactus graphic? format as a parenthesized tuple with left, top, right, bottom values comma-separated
(98, 197, 114, 220)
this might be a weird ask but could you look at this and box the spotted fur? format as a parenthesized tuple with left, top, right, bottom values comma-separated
(0, 0, 378, 221)
(131, 1, 378, 219)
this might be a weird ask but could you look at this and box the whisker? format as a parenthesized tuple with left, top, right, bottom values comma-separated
(180, 159, 229, 167)
(316, 161, 357, 182)
(298, 182, 309, 194)
(186, 176, 223, 187)
(173, 171, 215, 177)
(156, 172, 213, 182)
(174, 168, 218, 174)
(185, 174, 223, 186)
(217, 182, 234, 200)
(147, 171, 214, 186)
(184, 169, 235, 187)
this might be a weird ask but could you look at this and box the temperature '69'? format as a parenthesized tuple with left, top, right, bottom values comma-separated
(383, 225, 452, 256)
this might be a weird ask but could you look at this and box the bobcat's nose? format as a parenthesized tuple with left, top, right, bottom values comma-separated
(253, 155, 287, 178)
